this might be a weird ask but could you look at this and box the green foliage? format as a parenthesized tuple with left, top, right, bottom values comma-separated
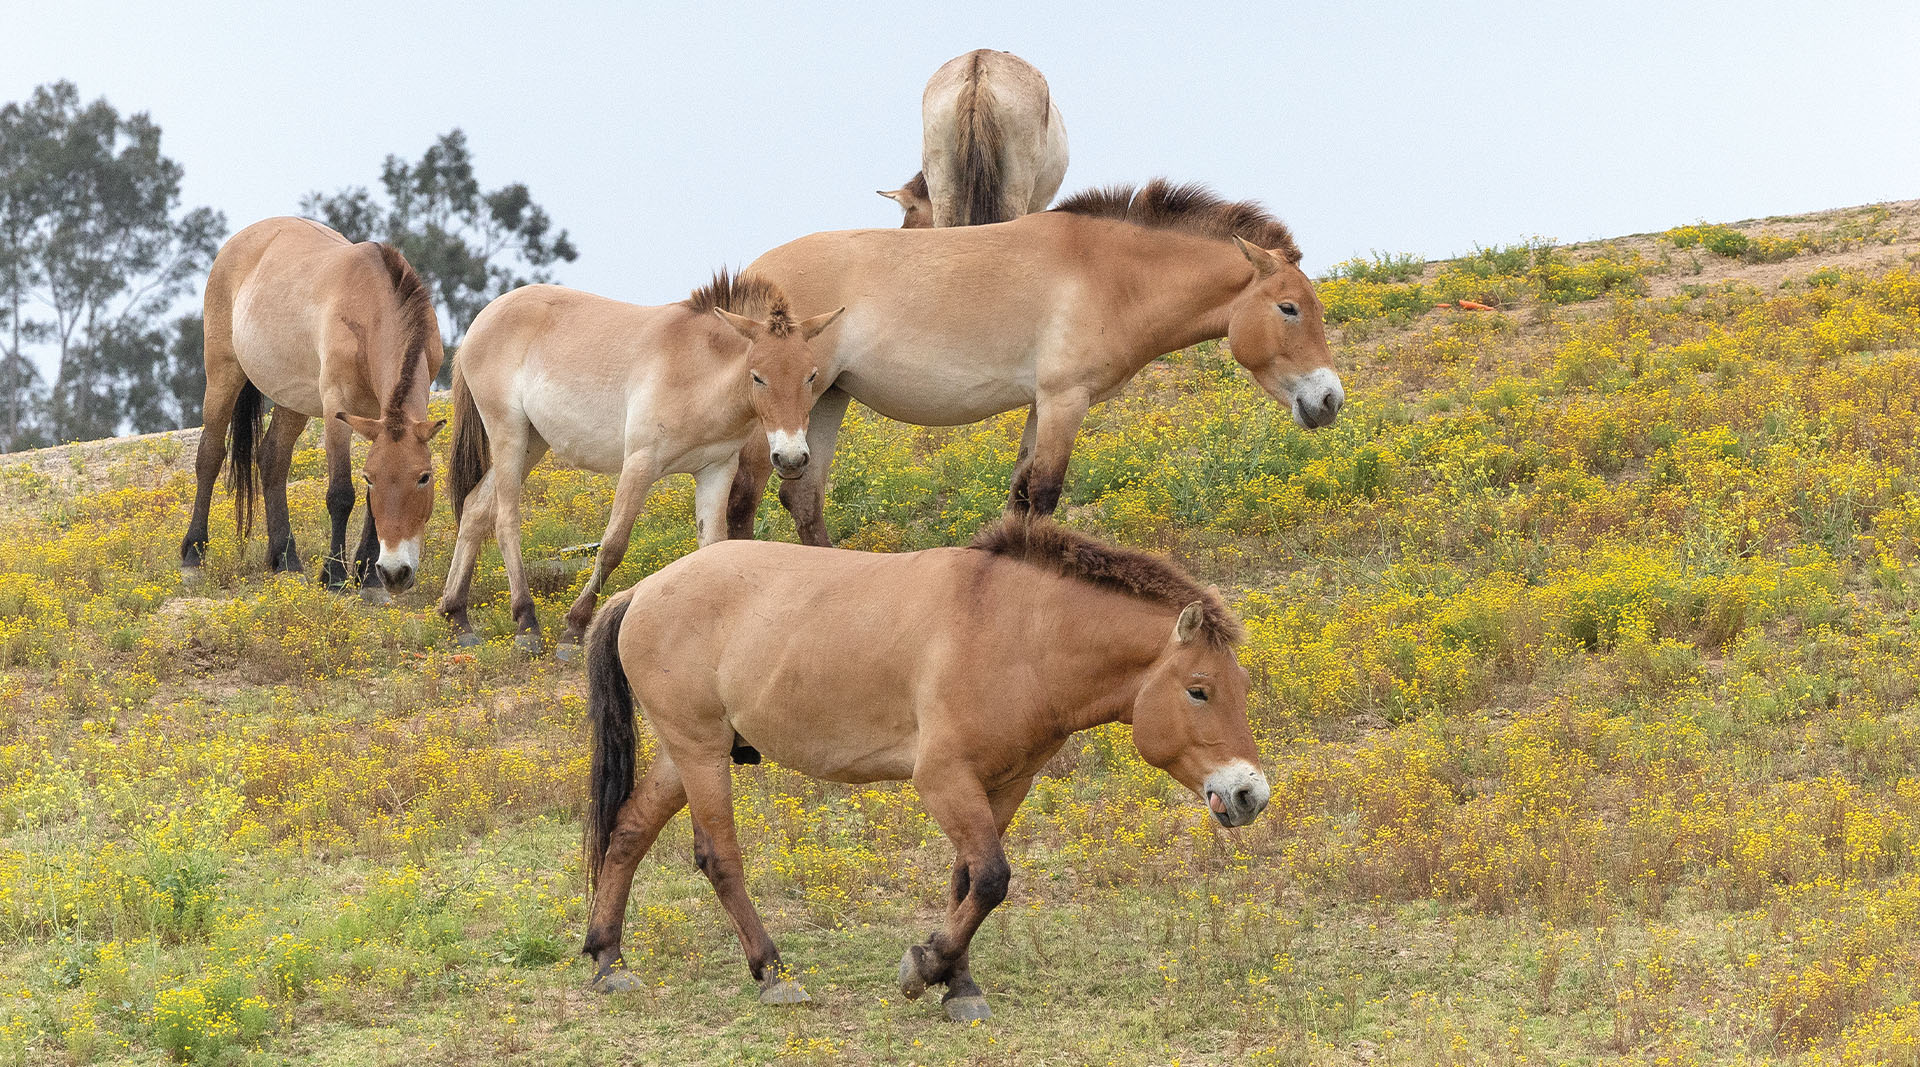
(302, 129, 579, 364)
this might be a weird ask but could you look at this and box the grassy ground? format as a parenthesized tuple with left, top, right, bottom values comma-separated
(3, 203, 1920, 1065)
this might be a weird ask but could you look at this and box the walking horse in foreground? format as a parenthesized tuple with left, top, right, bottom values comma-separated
(730, 180, 1344, 545)
(877, 48, 1069, 228)
(439, 273, 842, 652)
(180, 217, 444, 594)
(581, 517, 1271, 1021)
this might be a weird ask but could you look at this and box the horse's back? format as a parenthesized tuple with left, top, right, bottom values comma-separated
(619, 541, 986, 782)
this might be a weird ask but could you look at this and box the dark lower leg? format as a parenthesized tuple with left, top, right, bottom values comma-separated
(726, 442, 772, 540)
(182, 424, 229, 565)
(259, 409, 309, 574)
(682, 761, 783, 983)
(351, 492, 379, 588)
(778, 476, 829, 548)
(582, 760, 688, 977)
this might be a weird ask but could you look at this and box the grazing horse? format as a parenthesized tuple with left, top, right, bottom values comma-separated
(581, 517, 1270, 1021)
(179, 217, 444, 594)
(729, 180, 1344, 545)
(877, 49, 1068, 228)
(438, 273, 842, 652)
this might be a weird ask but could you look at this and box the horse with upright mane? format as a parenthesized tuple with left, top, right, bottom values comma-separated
(438, 272, 842, 652)
(180, 217, 444, 594)
(877, 49, 1068, 228)
(581, 516, 1269, 1021)
(729, 180, 1344, 544)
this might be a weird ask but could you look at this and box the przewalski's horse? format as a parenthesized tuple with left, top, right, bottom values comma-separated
(729, 180, 1344, 545)
(439, 273, 842, 653)
(582, 517, 1268, 1020)
(876, 49, 1068, 228)
(180, 217, 445, 594)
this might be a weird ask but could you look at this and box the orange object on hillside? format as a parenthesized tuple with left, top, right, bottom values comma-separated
(1457, 300, 1494, 311)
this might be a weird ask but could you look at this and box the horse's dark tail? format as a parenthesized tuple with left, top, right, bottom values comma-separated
(585, 590, 637, 895)
(447, 361, 489, 524)
(227, 380, 264, 538)
(954, 70, 1006, 226)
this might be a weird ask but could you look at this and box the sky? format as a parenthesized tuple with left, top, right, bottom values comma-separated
(7, 0, 1920, 365)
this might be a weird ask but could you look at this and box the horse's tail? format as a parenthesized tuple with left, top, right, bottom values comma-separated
(585, 589, 637, 893)
(447, 360, 489, 524)
(227, 380, 264, 539)
(954, 74, 1006, 226)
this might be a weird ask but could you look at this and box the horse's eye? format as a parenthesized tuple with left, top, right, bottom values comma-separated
(362, 473, 371, 485)
(751, 372, 766, 386)
(805, 370, 817, 384)
(1186, 687, 1209, 703)
(1277, 302, 1300, 317)
(417, 472, 431, 486)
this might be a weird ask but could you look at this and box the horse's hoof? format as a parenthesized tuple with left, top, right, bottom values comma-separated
(513, 632, 542, 655)
(591, 969, 643, 994)
(943, 995, 991, 1022)
(453, 631, 482, 648)
(758, 978, 810, 1005)
(554, 641, 580, 663)
(897, 946, 929, 1001)
(359, 585, 392, 606)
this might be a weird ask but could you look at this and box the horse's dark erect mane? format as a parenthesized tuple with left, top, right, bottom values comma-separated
(1050, 179, 1302, 264)
(375, 242, 435, 437)
(684, 268, 795, 336)
(970, 516, 1243, 648)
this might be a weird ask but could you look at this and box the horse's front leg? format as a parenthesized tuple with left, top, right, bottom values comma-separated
(681, 756, 807, 1004)
(693, 454, 741, 547)
(559, 451, 660, 654)
(777, 386, 851, 547)
(725, 438, 773, 540)
(350, 488, 385, 602)
(1007, 388, 1091, 517)
(900, 773, 1032, 1021)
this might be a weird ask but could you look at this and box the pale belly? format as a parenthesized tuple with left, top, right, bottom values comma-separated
(230, 300, 326, 416)
(517, 367, 631, 473)
(834, 349, 1036, 426)
(731, 704, 921, 784)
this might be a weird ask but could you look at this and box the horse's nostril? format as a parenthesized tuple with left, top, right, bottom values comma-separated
(1233, 786, 1253, 810)
(383, 564, 413, 587)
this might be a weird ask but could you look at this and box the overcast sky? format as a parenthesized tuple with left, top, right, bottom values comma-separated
(8, 0, 1919, 358)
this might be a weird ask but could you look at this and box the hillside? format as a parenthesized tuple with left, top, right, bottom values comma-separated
(3, 201, 1919, 1065)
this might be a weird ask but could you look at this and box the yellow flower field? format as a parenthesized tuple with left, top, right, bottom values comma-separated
(2, 202, 1918, 1064)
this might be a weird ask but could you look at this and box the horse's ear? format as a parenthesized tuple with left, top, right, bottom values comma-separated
(414, 418, 447, 443)
(713, 307, 761, 342)
(1233, 235, 1280, 279)
(1173, 602, 1206, 645)
(798, 306, 846, 341)
(877, 188, 908, 205)
(335, 411, 382, 440)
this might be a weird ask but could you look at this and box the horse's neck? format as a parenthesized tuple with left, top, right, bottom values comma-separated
(1084, 229, 1247, 364)
(1033, 590, 1172, 735)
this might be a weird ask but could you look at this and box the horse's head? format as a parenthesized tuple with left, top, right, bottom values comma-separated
(336, 411, 445, 593)
(1129, 602, 1269, 828)
(877, 174, 933, 229)
(1225, 236, 1344, 430)
(714, 305, 847, 480)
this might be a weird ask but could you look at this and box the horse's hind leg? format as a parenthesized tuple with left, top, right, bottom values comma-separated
(583, 755, 688, 991)
(559, 451, 660, 653)
(181, 361, 250, 571)
(899, 773, 1030, 1021)
(258, 406, 311, 574)
(681, 758, 804, 1004)
(724, 439, 771, 540)
(438, 469, 498, 644)
(488, 422, 543, 651)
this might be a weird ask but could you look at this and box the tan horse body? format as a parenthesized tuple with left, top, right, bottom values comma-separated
(439, 274, 841, 650)
(729, 181, 1344, 544)
(582, 518, 1268, 1020)
(878, 49, 1068, 228)
(180, 217, 444, 594)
